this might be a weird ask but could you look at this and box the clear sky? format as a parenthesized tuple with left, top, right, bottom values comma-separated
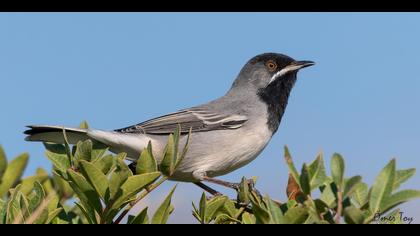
(1, 13, 420, 223)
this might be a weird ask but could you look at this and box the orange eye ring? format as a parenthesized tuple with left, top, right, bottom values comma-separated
(265, 60, 277, 71)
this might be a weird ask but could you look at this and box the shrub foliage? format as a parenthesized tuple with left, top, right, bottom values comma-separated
(0, 123, 419, 224)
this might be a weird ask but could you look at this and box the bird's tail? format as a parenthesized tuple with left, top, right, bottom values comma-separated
(24, 125, 89, 144)
(24, 125, 153, 161)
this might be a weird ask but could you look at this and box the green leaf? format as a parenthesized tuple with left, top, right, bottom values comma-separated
(344, 206, 365, 224)
(160, 134, 175, 176)
(91, 142, 109, 161)
(304, 213, 322, 224)
(238, 177, 250, 204)
(250, 197, 270, 224)
(19, 194, 30, 220)
(0, 145, 7, 179)
(116, 152, 128, 161)
(303, 198, 325, 223)
(0, 199, 6, 224)
(47, 194, 59, 213)
(331, 153, 345, 189)
(176, 127, 191, 169)
(287, 199, 298, 208)
(41, 179, 55, 196)
(199, 192, 206, 223)
(344, 176, 362, 198)
(152, 185, 176, 224)
(241, 212, 257, 224)
(381, 190, 420, 213)
(114, 172, 161, 208)
(74, 202, 94, 224)
(369, 159, 396, 215)
(136, 141, 157, 175)
(204, 196, 228, 223)
(117, 155, 132, 175)
(307, 153, 328, 190)
(67, 169, 102, 221)
(79, 160, 109, 201)
(266, 197, 284, 224)
(79, 120, 89, 129)
(250, 190, 263, 206)
(6, 186, 22, 223)
(108, 173, 124, 200)
(313, 199, 331, 218)
(61, 129, 74, 165)
(74, 140, 93, 162)
(283, 206, 309, 224)
(94, 154, 115, 175)
(393, 168, 416, 190)
(172, 125, 181, 165)
(284, 146, 300, 188)
(43, 143, 66, 154)
(0, 153, 29, 197)
(192, 202, 201, 222)
(44, 144, 70, 173)
(28, 181, 45, 213)
(320, 184, 337, 208)
(299, 164, 311, 196)
(27, 201, 49, 225)
(128, 207, 149, 224)
(214, 213, 241, 224)
(32, 208, 50, 224)
(108, 159, 132, 199)
(220, 199, 238, 218)
(379, 208, 403, 224)
(20, 171, 49, 196)
(353, 182, 369, 207)
(46, 208, 63, 224)
(52, 174, 74, 200)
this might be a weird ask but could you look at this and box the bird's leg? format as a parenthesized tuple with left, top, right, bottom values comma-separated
(202, 177, 240, 190)
(203, 177, 262, 198)
(194, 182, 222, 197)
(246, 178, 262, 198)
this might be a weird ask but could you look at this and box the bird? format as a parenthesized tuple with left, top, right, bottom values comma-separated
(24, 52, 314, 195)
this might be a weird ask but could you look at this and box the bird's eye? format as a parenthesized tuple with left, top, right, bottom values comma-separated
(265, 60, 277, 71)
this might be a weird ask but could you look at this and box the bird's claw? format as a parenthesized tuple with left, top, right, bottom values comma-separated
(247, 179, 262, 198)
(234, 178, 262, 199)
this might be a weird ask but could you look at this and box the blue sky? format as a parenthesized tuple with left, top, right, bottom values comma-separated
(1, 13, 420, 223)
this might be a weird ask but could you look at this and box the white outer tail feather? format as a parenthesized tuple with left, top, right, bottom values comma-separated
(25, 125, 89, 144)
(25, 125, 152, 161)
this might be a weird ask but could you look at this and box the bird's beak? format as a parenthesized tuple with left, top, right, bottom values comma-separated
(288, 60, 315, 71)
(267, 60, 315, 85)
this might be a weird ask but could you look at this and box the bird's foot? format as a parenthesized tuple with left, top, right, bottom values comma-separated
(245, 178, 262, 198)
(230, 178, 262, 197)
(202, 177, 262, 200)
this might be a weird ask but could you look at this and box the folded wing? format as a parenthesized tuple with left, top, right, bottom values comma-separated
(115, 108, 248, 135)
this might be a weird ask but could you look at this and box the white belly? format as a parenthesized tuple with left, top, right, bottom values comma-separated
(169, 122, 273, 182)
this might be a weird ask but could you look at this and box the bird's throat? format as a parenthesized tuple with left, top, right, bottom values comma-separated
(257, 77, 297, 134)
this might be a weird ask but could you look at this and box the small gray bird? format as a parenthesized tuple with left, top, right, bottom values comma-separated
(24, 53, 314, 194)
